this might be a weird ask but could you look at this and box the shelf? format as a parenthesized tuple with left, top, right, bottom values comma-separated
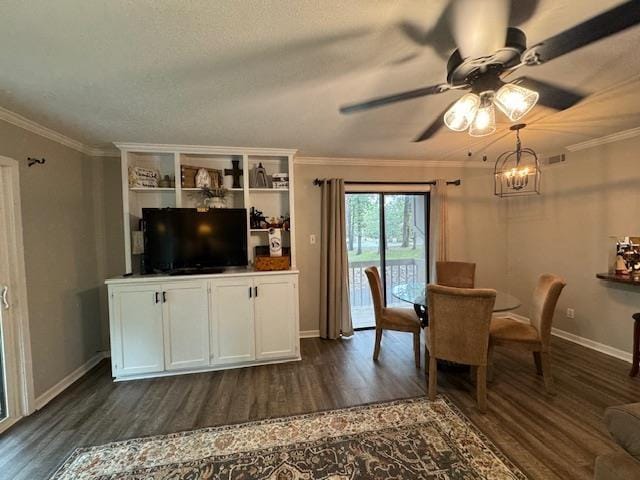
(250, 229, 291, 233)
(249, 188, 289, 192)
(596, 273, 640, 287)
(181, 187, 243, 192)
(130, 187, 175, 192)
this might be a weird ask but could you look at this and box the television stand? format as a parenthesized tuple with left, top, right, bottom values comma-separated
(169, 267, 226, 276)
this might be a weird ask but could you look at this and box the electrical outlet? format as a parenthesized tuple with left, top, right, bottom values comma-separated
(566, 308, 575, 319)
(310, 234, 316, 245)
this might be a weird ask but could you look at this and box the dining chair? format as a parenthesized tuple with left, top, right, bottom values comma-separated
(489, 274, 566, 393)
(426, 284, 496, 413)
(364, 266, 422, 367)
(436, 261, 476, 288)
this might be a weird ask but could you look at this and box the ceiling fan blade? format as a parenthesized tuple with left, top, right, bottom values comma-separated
(413, 101, 458, 142)
(514, 77, 585, 110)
(524, 1, 640, 65)
(340, 84, 449, 114)
(450, 0, 510, 58)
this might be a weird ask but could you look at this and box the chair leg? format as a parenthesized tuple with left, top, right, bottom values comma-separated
(373, 328, 382, 361)
(487, 345, 495, 382)
(413, 332, 420, 368)
(428, 356, 438, 401)
(533, 351, 543, 375)
(424, 345, 430, 373)
(540, 351, 555, 394)
(477, 365, 488, 413)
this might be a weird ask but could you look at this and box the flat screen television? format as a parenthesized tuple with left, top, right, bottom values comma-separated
(142, 208, 248, 274)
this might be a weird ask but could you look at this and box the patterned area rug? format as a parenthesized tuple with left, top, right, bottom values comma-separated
(51, 396, 527, 479)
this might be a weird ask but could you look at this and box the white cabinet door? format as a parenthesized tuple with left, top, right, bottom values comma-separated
(111, 285, 164, 376)
(254, 276, 298, 360)
(162, 281, 210, 370)
(209, 278, 255, 364)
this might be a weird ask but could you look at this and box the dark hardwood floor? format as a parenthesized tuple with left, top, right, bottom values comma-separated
(1, 331, 638, 479)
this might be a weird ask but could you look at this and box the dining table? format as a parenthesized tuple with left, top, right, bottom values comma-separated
(392, 282, 521, 328)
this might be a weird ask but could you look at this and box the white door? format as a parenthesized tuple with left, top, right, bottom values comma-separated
(162, 281, 210, 370)
(0, 166, 19, 430)
(209, 278, 255, 365)
(254, 276, 298, 360)
(112, 285, 164, 375)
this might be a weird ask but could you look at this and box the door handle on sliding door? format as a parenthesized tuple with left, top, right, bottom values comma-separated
(1, 285, 9, 310)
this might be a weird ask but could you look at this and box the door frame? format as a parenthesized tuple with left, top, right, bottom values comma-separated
(0, 156, 34, 433)
(345, 187, 430, 329)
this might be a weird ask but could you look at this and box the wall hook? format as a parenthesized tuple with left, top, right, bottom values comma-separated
(27, 157, 46, 167)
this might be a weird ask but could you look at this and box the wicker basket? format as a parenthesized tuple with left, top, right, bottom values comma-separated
(254, 255, 290, 271)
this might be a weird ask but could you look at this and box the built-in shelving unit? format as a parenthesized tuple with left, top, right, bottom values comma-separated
(116, 143, 297, 274)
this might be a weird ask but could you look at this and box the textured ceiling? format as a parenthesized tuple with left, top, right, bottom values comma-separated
(1, 0, 639, 161)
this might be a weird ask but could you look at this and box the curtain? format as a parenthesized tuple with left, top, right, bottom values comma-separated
(429, 179, 449, 283)
(319, 179, 353, 339)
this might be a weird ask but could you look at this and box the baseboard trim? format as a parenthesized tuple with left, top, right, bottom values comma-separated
(300, 329, 320, 338)
(495, 313, 632, 364)
(34, 351, 108, 411)
(550, 328, 632, 364)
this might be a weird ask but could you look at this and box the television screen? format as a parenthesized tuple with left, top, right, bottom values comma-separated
(142, 208, 247, 274)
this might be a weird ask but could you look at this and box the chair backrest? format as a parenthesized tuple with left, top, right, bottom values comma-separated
(364, 266, 384, 327)
(529, 274, 566, 349)
(427, 284, 496, 366)
(436, 261, 476, 288)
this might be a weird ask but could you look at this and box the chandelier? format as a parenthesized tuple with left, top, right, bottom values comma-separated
(444, 83, 539, 137)
(494, 124, 540, 197)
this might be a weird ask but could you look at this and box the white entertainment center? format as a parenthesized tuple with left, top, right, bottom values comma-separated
(105, 143, 300, 381)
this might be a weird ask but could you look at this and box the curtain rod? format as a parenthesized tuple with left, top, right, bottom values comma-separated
(312, 179, 461, 186)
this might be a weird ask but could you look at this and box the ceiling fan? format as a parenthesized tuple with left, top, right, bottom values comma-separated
(339, 0, 640, 142)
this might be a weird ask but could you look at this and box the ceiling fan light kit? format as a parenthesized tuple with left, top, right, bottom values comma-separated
(468, 94, 497, 137)
(494, 83, 539, 121)
(443, 92, 480, 131)
(339, 1, 639, 142)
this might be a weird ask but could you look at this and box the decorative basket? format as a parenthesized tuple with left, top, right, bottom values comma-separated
(255, 255, 290, 271)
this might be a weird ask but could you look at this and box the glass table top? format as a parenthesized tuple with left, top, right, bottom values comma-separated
(392, 282, 521, 313)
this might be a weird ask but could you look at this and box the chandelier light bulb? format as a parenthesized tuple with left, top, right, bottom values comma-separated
(494, 83, 539, 121)
(443, 93, 480, 131)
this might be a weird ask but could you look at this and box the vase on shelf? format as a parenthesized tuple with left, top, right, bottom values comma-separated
(206, 197, 226, 209)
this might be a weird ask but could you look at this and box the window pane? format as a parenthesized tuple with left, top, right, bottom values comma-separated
(384, 194, 428, 308)
(346, 193, 380, 329)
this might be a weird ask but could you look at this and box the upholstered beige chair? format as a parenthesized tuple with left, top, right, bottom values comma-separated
(426, 284, 496, 412)
(489, 274, 566, 393)
(365, 266, 422, 367)
(436, 261, 476, 288)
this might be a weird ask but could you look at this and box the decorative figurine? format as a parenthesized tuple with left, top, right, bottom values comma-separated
(250, 207, 266, 229)
(616, 255, 629, 275)
(224, 159, 243, 189)
(195, 168, 211, 188)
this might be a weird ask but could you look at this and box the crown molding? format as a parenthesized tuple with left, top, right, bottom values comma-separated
(115, 142, 297, 157)
(294, 156, 492, 169)
(566, 126, 640, 152)
(0, 106, 120, 158)
(0, 106, 92, 155)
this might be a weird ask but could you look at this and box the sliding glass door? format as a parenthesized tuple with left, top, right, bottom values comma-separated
(346, 192, 429, 328)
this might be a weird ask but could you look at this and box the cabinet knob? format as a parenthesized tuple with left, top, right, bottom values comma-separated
(162, 291, 167, 303)
(155, 292, 160, 304)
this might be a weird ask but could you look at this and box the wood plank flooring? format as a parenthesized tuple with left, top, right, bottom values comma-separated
(0, 331, 638, 479)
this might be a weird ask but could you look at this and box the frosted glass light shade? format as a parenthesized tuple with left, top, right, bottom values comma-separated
(469, 103, 496, 137)
(444, 93, 480, 131)
(495, 83, 539, 121)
